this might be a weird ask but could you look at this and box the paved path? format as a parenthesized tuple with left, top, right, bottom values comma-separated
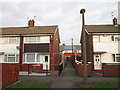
(19, 61, 119, 88)
(50, 61, 79, 88)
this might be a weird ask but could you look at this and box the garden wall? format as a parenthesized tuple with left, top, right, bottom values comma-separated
(71, 55, 92, 76)
(102, 63, 120, 77)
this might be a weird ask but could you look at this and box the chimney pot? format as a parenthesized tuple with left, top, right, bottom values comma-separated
(113, 17, 117, 26)
(28, 19, 35, 27)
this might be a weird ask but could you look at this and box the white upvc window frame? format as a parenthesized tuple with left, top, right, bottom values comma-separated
(111, 35, 120, 42)
(7, 37, 20, 44)
(113, 54, 120, 62)
(24, 37, 41, 43)
(24, 36, 50, 43)
(24, 53, 40, 64)
(4, 54, 19, 63)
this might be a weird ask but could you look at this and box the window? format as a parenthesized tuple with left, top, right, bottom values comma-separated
(116, 54, 120, 62)
(24, 53, 40, 63)
(24, 36, 49, 43)
(9, 37, 17, 43)
(113, 54, 120, 62)
(45, 56, 48, 62)
(93, 35, 100, 42)
(111, 35, 120, 41)
(24, 37, 41, 43)
(27, 54, 35, 62)
(4, 54, 19, 63)
(8, 37, 20, 44)
(40, 36, 49, 43)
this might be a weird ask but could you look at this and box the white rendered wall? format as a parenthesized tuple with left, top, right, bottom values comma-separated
(93, 34, 119, 63)
(0, 44, 19, 54)
(0, 37, 20, 62)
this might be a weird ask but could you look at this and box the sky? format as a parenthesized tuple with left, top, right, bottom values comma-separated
(0, 0, 119, 45)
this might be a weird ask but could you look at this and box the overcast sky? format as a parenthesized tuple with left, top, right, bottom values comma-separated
(0, 0, 119, 45)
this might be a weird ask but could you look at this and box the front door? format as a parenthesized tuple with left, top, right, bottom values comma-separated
(94, 54, 101, 70)
(43, 55, 49, 70)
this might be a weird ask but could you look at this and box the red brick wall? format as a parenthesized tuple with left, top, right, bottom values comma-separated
(50, 28, 60, 70)
(102, 63, 120, 77)
(0, 63, 19, 88)
(21, 64, 43, 72)
(71, 55, 92, 76)
(54, 54, 61, 70)
(74, 62, 92, 76)
(81, 31, 94, 70)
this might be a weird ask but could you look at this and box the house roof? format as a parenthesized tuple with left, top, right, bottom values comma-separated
(0, 25, 58, 35)
(85, 25, 119, 33)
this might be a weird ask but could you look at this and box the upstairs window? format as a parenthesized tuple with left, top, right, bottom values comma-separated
(8, 37, 20, 44)
(111, 35, 120, 41)
(9, 37, 17, 43)
(24, 36, 50, 43)
(24, 37, 41, 43)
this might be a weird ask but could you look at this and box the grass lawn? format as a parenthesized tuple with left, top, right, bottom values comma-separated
(13, 81, 49, 89)
(79, 81, 120, 88)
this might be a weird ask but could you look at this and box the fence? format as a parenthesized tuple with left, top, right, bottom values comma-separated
(0, 63, 19, 88)
(102, 63, 120, 77)
(71, 55, 92, 76)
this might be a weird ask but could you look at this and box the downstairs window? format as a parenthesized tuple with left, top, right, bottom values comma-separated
(4, 54, 19, 63)
(24, 53, 40, 63)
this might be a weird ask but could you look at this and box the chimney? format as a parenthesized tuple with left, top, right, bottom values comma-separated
(28, 19, 35, 28)
(113, 17, 118, 26)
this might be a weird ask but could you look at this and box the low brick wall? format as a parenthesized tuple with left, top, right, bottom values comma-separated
(21, 64, 43, 72)
(102, 63, 120, 77)
(71, 55, 92, 76)
(0, 63, 19, 88)
(74, 61, 92, 76)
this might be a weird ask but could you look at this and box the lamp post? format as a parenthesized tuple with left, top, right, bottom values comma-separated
(72, 38, 73, 56)
(80, 8, 87, 85)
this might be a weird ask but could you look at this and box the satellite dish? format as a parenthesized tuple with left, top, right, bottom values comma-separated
(16, 46, 20, 50)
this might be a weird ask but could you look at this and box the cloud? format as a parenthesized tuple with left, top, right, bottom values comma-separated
(0, 1, 119, 45)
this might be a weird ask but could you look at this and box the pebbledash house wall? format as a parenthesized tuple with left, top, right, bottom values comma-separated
(0, 37, 20, 63)
(93, 34, 119, 62)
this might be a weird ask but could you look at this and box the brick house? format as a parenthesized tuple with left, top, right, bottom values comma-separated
(80, 17, 120, 71)
(0, 19, 60, 71)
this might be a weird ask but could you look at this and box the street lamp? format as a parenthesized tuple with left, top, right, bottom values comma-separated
(80, 8, 88, 85)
